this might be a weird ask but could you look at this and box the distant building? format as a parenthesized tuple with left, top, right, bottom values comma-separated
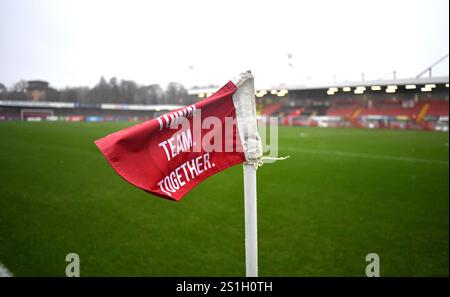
(26, 80, 49, 101)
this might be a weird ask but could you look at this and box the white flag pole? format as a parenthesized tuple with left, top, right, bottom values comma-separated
(243, 163, 258, 277)
(231, 70, 260, 277)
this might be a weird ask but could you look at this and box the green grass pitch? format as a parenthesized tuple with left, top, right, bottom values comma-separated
(0, 121, 448, 276)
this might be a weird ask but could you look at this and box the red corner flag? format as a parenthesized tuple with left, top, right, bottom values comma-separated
(95, 71, 262, 201)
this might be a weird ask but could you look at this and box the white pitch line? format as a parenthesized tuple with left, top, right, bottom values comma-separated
(282, 147, 449, 165)
(0, 262, 13, 277)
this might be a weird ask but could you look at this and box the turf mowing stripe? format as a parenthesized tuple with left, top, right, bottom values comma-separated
(282, 147, 449, 165)
(0, 262, 13, 277)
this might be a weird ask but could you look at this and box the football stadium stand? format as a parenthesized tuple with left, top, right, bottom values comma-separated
(1, 76, 448, 131)
(0, 101, 182, 122)
(260, 103, 282, 115)
(189, 76, 449, 131)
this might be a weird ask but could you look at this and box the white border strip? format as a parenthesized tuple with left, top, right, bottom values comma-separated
(100, 103, 183, 111)
(0, 262, 13, 277)
(0, 100, 74, 108)
(231, 71, 263, 162)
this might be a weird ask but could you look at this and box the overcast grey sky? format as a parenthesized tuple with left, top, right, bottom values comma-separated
(0, 0, 449, 89)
